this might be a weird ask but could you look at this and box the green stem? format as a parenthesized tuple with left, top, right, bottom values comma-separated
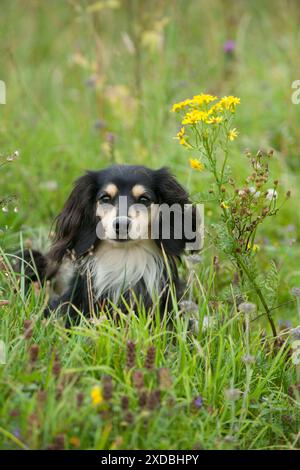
(218, 182, 276, 337)
(236, 253, 277, 337)
(220, 145, 229, 186)
(199, 127, 277, 338)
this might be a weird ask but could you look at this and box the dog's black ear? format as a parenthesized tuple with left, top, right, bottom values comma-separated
(49, 172, 99, 262)
(154, 167, 190, 206)
(154, 167, 200, 256)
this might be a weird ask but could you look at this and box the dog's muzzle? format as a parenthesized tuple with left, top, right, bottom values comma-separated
(113, 216, 132, 240)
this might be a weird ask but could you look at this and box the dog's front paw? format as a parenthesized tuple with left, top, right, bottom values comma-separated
(43, 297, 60, 318)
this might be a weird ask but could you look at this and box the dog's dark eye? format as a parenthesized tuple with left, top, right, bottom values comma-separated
(138, 195, 151, 205)
(99, 194, 111, 203)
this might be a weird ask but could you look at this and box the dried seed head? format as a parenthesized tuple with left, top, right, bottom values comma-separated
(238, 302, 256, 314)
(145, 345, 156, 370)
(242, 354, 255, 365)
(10, 408, 20, 418)
(147, 390, 160, 410)
(224, 388, 241, 401)
(282, 414, 293, 425)
(27, 413, 39, 433)
(102, 375, 113, 401)
(291, 287, 300, 298)
(76, 392, 84, 408)
(53, 434, 65, 450)
(132, 370, 144, 389)
(29, 344, 39, 363)
(167, 397, 175, 408)
(23, 319, 32, 330)
(138, 391, 148, 408)
(126, 341, 136, 369)
(23, 319, 33, 339)
(124, 411, 134, 425)
(178, 300, 198, 314)
(6, 150, 19, 162)
(56, 385, 64, 400)
(262, 207, 269, 216)
(291, 327, 300, 340)
(121, 395, 129, 410)
(288, 384, 300, 398)
(52, 354, 61, 378)
(265, 189, 278, 201)
(37, 390, 47, 403)
(157, 368, 172, 390)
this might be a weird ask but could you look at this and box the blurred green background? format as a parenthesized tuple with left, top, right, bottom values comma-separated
(1, 0, 300, 316)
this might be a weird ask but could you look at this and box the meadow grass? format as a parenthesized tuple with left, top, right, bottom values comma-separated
(0, 0, 300, 449)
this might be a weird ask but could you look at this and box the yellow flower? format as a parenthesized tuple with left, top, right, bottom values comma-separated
(228, 128, 238, 141)
(218, 95, 240, 112)
(182, 110, 209, 125)
(177, 127, 185, 139)
(247, 243, 260, 252)
(220, 201, 229, 209)
(189, 158, 204, 171)
(206, 116, 223, 124)
(171, 94, 240, 116)
(180, 138, 192, 148)
(171, 99, 193, 113)
(70, 436, 81, 448)
(91, 385, 103, 406)
(192, 93, 218, 106)
(110, 436, 124, 450)
(175, 127, 192, 148)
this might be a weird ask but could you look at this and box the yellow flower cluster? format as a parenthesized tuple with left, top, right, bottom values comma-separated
(192, 94, 218, 106)
(172, 98, 194, 113)
(206, 116, 223, 124)
(217, 95, 241, 111)
(172, 93, 240, 126)
(182, 110, 211, 125)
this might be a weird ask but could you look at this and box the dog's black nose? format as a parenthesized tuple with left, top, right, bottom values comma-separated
(113, 216, 131, 238)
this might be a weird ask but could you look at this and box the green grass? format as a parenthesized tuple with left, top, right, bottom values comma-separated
(1, 0, 300, 450)
(0, 249, 299, 450)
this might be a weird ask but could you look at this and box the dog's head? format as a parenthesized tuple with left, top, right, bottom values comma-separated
(50, 165, 199, 262)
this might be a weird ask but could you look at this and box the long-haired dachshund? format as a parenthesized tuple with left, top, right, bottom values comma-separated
(20, 165, 200, 324)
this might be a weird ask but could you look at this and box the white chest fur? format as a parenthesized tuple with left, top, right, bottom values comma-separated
(82, 240, 165, 303)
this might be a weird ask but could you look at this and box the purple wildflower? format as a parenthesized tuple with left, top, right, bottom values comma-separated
(13, 428, 22, 439)
(193, 396, 203, 409)
(223, 40, 235, 54)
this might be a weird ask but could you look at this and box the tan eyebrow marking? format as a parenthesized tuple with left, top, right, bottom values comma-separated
(132, 184, 146, 198)
(103, 183, 118, 198)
